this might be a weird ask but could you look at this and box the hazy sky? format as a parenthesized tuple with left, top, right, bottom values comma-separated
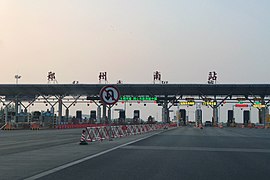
(1, 0, 270, 84)
(1, 0, 269, 122)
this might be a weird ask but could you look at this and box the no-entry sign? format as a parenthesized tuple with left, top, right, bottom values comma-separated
(99, 85, 120, 105)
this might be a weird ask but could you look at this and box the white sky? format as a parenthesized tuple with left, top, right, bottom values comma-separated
(1, 0, 270, 122)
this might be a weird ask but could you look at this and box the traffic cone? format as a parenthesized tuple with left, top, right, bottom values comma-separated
(199, 124, 203, 129)
(80, 129, 88, 145)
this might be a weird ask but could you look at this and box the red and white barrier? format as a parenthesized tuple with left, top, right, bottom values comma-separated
(83, 124, 166, 143)
(80, 129, 88, 145)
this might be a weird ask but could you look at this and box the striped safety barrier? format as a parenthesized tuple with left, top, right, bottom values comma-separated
(82, 124, 166, 143)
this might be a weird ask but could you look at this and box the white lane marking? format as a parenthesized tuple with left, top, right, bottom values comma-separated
(24, 131, 162, 180)
(121, 145, 270, 153)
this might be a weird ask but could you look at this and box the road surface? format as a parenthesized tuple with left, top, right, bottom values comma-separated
(20, 127, 270, 180)
(0, 127, 270, 180)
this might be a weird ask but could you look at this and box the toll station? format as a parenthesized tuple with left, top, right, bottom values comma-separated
(1, 83, 270, 129)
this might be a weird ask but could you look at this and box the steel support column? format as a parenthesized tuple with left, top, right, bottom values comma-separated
(15, 99, 19, 122)
(58, 97, 63, 125)
(97, 106, 101, 123)
(213, 106, 218, 126)
(102, 104, 107, 124)
(212, 96, 219, 126)
(108, 107, 111, 123)
(108, 106, 113, 141)
(162, 100, 169, 123)
(65, 108, 69, 123)
(5, 105, 8, 123)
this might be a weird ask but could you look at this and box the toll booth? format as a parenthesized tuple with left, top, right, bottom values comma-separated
(90, 110, 96, 124)
(134, 110, 140, 119)
(195, 109, 202, 126)
(227, 110, 234, 126)
(76, 110, 82, 122)
(32, 111, 41, 122)
(147, 115, 155, 124)
(42, 110, 54, 127)
(16, 111, 29, 129)
(243, 110, 250, 126)
(118, 110, 125, 124)
(17, 111, 28, 123)
(133, 110, 140, 124)
(179, 109, 186, 126)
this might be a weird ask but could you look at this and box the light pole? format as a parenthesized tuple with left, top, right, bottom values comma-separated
(15, 75, 21, 84)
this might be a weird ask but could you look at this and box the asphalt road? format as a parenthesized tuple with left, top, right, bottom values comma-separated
(28, 127, 270, 180)
(0, 128, 163, 180)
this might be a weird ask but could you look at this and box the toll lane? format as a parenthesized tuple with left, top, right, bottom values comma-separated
(38, 127, 270, 180)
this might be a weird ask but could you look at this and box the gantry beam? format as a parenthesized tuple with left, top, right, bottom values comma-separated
(0, 84, 270, 97)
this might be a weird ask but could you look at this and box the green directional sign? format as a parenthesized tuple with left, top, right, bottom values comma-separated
(119, 96, 157, 101)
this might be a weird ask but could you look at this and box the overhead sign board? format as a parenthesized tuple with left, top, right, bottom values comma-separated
(120, 96, 157, 101)
(99, 86, 120, 105)
(179, 101, 195, 106)
(253, 104, 266, 108)
(202, 101, 217, 106)
(235, 104, 249, 108)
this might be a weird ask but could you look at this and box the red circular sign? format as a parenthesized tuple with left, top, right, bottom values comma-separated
(99, 86, 120, 105)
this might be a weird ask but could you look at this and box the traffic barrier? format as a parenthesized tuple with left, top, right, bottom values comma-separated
(85, 126, 108, 142)
(169, 123, 177, 127)
(255, 124, 265, 129)
(3, 123, 15, 130)
(31, 123, 40, 130)
(82, 124, 166, 143)
(125, 125, 134, 136)
(79, 129, 88, 145)
(111, 126, 124, 138)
